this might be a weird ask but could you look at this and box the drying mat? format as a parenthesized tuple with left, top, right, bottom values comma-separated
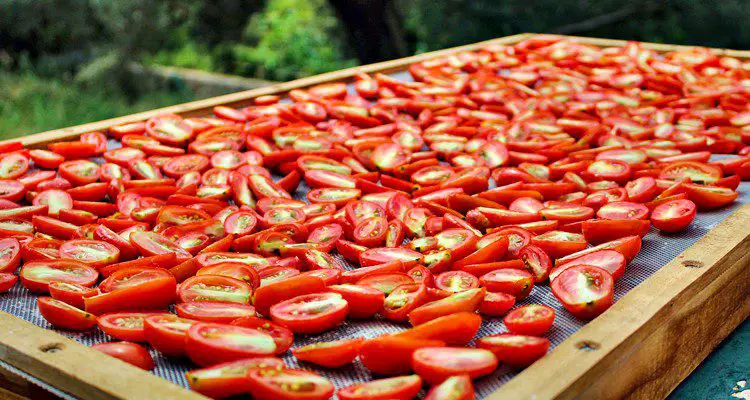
(0, 67, 747, 398)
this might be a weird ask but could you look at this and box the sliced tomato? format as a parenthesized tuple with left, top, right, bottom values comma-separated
(37, 296, 97, 330)
(425, 375, 475, 400)
(269, 292, 348, 334)
(91, 342, 154, 370)
(328, 283, 384, 319)
(186, 322, 276, 367)
(338, 375, 422, 400)
(651, 199, 697, 232)
(292, 338, 364, 368)
(408, 287, 485, 326)
(176, 301, 256, 324)
(98, 312, 166, 342)
(476, 333, 550, 368)
(186, 358, 285, 399)
(358, 335, 446, 375)
(382, 283, 427, 322)
(178, 275, 252, 304)
(20, 260, 98, 293)
(230, 316, 294, 355)
(246, 368, 334, 400)
(551, 265, 614, 319)
(411, 347, 498, 384)
(480, 268, 534, 299)
(504, 304, 555, 336)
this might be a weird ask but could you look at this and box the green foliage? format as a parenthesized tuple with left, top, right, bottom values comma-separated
(398, 0, 750, 52)
(0, 71, 193, 139)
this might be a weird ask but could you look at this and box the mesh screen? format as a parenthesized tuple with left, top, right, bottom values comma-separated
(0, 70, 746, 399)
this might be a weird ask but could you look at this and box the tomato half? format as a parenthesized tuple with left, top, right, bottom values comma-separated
(651, 199, 696, 232)
(504, 304, 555, 336)
(411, 347, 498, 384)
(186, 322, 277, 366)
(476, 333, 550, 368)
(338, 375, 422, 400)
(176, 301, 256, 324)
(91, 342, 154, 370)
(37, 296, 97, 330)
(186, 358, 284, 399)
(98, 312, 167, 342)
(178, 275, 253, 304)
(292, 338, 364, 368)
(246, 369, 334, 400)
(269, 292, 348, 334)
(20, 260, 98, 293)
(143, 314, 198, 357)
(551, 265, 614, 319)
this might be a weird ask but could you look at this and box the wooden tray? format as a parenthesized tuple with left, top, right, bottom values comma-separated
(0, 33, 748, 400)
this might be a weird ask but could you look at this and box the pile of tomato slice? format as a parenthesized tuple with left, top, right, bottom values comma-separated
(0, 35, 748, 399)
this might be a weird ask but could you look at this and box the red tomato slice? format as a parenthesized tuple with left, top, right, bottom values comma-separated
(651, 199, 697, 232)
(20, 260, 98, 293)
(231, 315, 294, 355)
(480, 268, 534, 299)
(186, 358, 284, 399)
(425, 375, 475, 400)
(0, 237, 21, 273)
(178, 275, 253, 304)
(176, 301, 256, 324)
(659, 161, 722, 184)
(98, 312, 167, 342)
(382, 283, 427, 322)
(37, 296, 97, 331)
(476, 333, 550, 368)
(551, 249, 627, 281)
(359, 335, 446, 375)
(408, 287, 486, 326)
(552, 265, 614, 319)
(246, 368, 334, 400)
(411, 347, 498, 384)
(328, 283, 384, 319)
(504, 304, 555, 336)
(59, 239, 120, 269)
(186, 322, 276, 367)
(130, 231, 192, 262)
(339, 375, 423, 400)
(269, 292, 348, 334)
(292, 338, 364, 368)
(143, 314, 198, 357)
(92, 342, 154, 370)
(597, 201, 650, 220)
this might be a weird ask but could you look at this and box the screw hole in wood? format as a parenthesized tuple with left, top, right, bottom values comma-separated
(576, 341, 600, 351)
(40, 343, 64, 353)
(682, 260, 704, 268)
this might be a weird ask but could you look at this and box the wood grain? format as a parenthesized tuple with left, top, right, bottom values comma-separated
(0, 313, 207, 400)
(489, 203, 750, 400)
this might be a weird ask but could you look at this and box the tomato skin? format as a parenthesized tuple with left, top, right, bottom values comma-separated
(252, 274, 327, 317)
(143, 314, 197, 357)
(230, 316, 294, 355)
(394, 312, 481, 346)
(504, 304, 555, 336)
(476, 333, 550, 368)
(178, 275, 253, 304)
(37, 297, 97, 331)
(408, 287, 485, 326)
(411, 347, 498, 384)
(551, 249, 627, 281)
(651, 199, 697, 232)
(186, 358, 285, 399)
(20, 260, 99, 293)
(480, 268, 534, 299)
(0, 237, 21, 273)
(552, 265, 614, 319)
(91, 342, 154, 370)
(425, 374, 475, 400)
(269, 292, 349, 334)
(176, 301, 256, 324)
(84, 271, 176, 315)
(292, 338, 364, 368)
(186, 322, 277, 367)
(359, 336, 446, 375)
(338, 375, 423, 400)
(479, 291, 516, 317)
(246, 368, 334, 400)
(98, 312, 167, 342)
(328, 283, 384, 319)
(0, 272, 18, 293)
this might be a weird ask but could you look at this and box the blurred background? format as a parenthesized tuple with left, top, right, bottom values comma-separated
(1, 0, 749, 139)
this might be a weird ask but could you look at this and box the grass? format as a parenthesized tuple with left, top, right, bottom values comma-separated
(0, 72, 195, 140)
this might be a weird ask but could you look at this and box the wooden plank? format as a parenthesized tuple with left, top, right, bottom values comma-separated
(489, 203, 750, 400)
(3, 33, 533, 149)
(0, 313, 207, 400)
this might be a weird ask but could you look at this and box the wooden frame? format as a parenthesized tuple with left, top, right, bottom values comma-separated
(0, 33, 748, 400)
